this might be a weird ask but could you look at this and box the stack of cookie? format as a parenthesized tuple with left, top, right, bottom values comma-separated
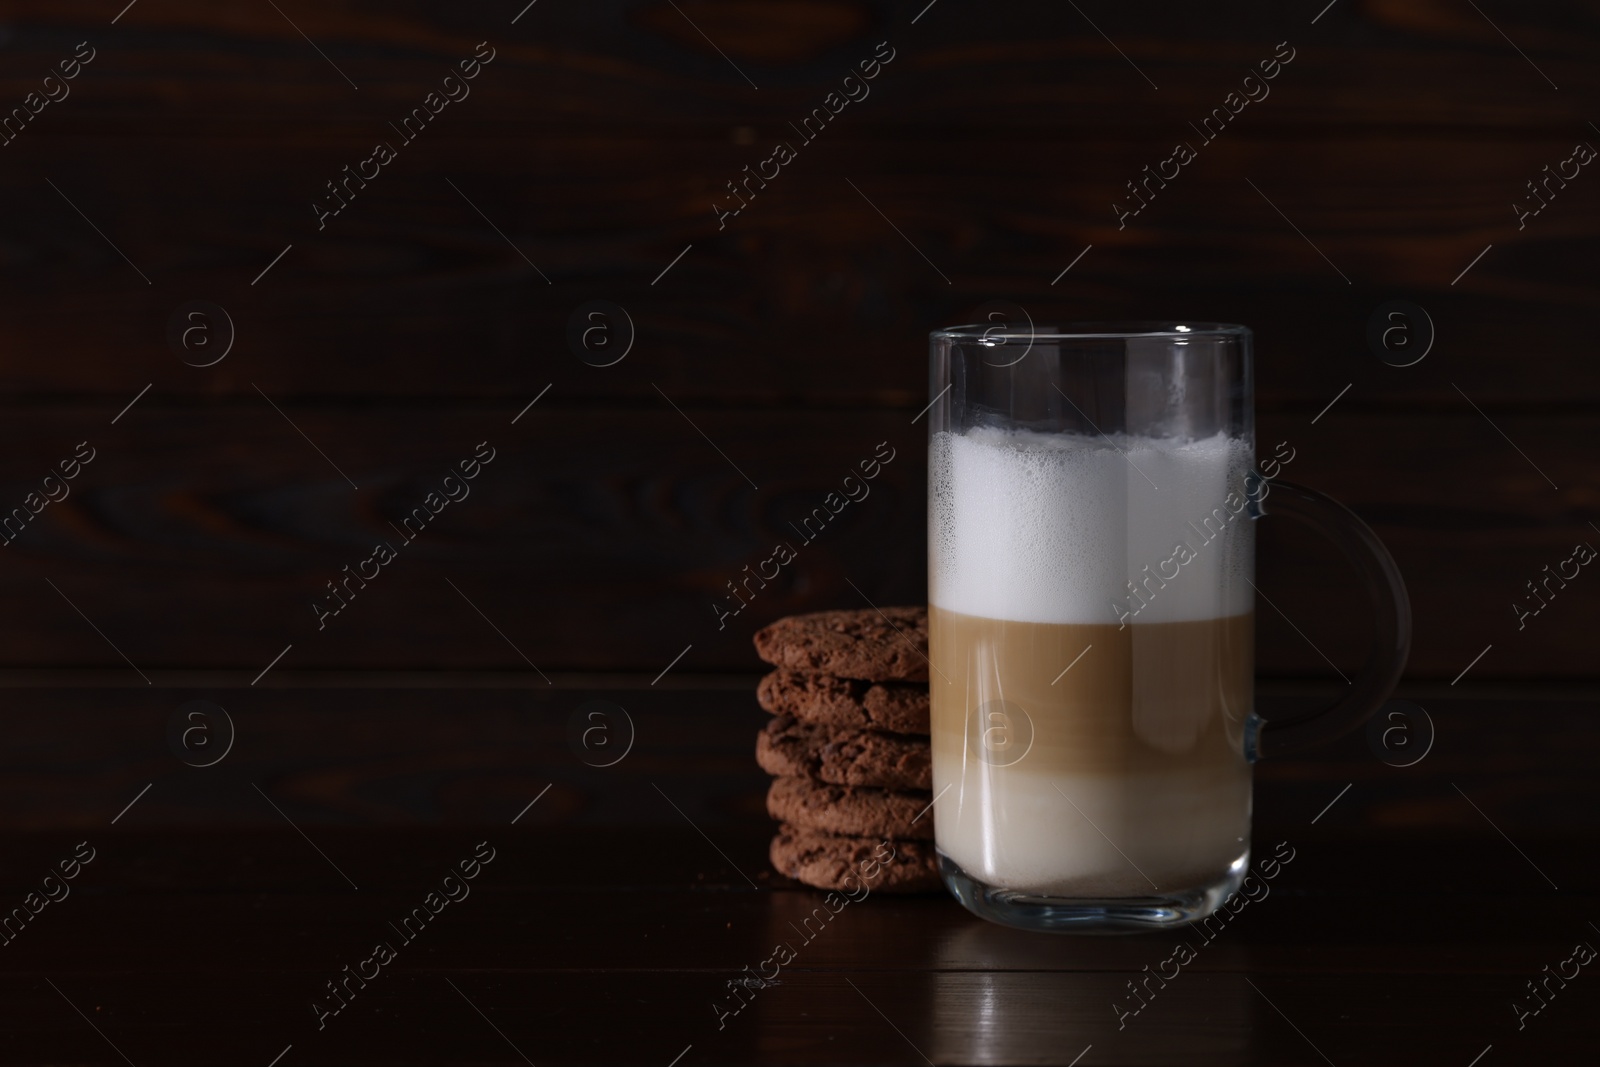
(753, 606, 940, 893)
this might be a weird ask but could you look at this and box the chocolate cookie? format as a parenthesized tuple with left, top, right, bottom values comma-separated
(766, 776, 935, 841)
(769, 825, 941, 893)
(757, 715, 932, 791)
(753, 606, 929, 683)
(757, 669, 931, 735)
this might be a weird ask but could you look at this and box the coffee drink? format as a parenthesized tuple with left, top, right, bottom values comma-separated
(929, 426, 1256, 896)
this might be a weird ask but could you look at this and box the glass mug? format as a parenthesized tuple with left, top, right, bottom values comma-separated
(926, 322, 1409, 933)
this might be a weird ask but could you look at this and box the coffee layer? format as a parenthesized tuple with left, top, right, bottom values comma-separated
(928, 605, 1253, 894)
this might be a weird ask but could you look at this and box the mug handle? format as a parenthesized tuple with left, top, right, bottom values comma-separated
(1248, 480, 1412, 760)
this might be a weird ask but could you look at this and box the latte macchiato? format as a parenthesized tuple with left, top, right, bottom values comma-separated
(929, 426, 1256, 896)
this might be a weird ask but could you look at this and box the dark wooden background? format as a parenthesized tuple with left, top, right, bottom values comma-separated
(0, 0, 1595, 682)
(0, 0, 1597, 790)
(2, 6, 1597, 1064)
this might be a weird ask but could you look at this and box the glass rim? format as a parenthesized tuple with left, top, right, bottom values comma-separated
(930, 321, 1251, 342)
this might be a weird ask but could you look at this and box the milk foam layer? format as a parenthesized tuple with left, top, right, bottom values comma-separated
(930, 427, 1254, 626)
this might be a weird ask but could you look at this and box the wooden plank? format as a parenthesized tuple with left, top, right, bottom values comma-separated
(0, 407, 1590, 674)
(0, 828, 1594, 1064)
(8, 967, 1594, 1067)
(1, 128, 1594, 403)
(0, 0, 1591, 127)
(2, 686, 1595, 833)
(0, 0, 1590, 403)
(0, 854, 1594, 972)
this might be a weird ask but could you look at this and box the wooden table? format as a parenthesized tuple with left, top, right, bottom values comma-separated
(4, 684, 1595, 1065)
